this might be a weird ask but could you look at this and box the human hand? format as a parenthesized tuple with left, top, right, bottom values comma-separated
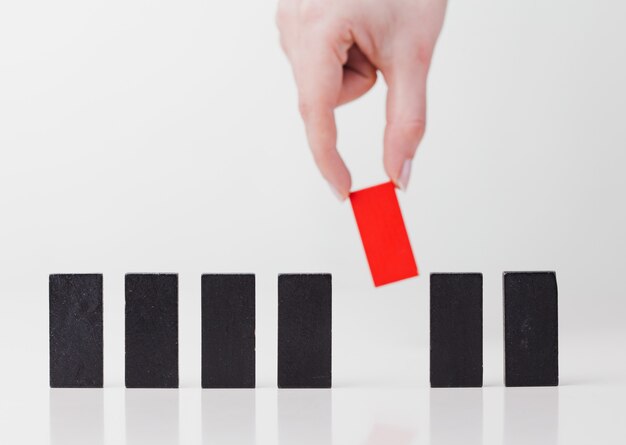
(276, 0, 447, 200)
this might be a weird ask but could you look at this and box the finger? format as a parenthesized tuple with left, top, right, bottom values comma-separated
(276, 0, 298, 57)
(382, 57, 430, 191)
(294, 33, 353, 199)
(338, 45, 377, 106)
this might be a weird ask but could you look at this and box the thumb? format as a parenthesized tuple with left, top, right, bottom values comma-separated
(382, 58, 430, 191)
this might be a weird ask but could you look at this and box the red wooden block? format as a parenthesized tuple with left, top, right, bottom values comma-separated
(349, 181, 418, 287)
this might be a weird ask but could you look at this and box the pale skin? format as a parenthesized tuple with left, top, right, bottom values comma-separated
(276, 0, 447, 200)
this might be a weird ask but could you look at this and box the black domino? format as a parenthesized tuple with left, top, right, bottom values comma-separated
(125, 274, 178, 388)
(430, 273, 483, 388)
(278, 274, 331, 388)
(504, 271, 558, 387)
(49, 274, 103, 388)
(202, 274, 255, 388)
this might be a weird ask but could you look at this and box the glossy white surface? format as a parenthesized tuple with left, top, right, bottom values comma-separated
(2, 334, 625, 444)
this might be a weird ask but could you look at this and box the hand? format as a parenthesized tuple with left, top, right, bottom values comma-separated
(276, 0, 447, 200)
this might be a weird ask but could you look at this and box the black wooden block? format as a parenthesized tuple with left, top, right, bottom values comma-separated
(278, 274, 331, 388)
(49, 274, 103, 388)
(125, 274, 178, 388)
(202, 274, 255, 388)
(504, 271, 558, 387)
(430, 273, 483, 388)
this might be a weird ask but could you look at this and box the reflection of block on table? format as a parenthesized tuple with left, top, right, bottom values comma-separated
(278, 274, 331, 388)
(278, 389, 331, 445)
(50, 389, 104, 444)
(203, 390, 255, 443)
(430, 389, 483, 445)
(125, 274, 179, 388)
(430, 273, 483, 388)
(202, 274, 255, 388)
(503, 387, 558, 445)
(504, 272, 558, 387)
(126, 390, 179, 444)
(349, 181, 418, 287)
(49, 274, 103, 388)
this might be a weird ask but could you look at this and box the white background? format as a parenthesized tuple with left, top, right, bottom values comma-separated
(0, 1, 625, 444)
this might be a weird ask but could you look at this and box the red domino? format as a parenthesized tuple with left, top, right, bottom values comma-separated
(349, 181, 418, 287)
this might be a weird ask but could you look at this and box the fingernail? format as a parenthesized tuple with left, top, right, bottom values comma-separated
(328, 183, 346, 202)
(396, 159, 412, 191)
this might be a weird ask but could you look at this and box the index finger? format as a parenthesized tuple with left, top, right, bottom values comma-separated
(292, 32, 352, 199)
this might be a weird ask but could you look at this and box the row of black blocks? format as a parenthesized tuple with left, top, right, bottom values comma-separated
(50, 271, 558, 389)
(431, 272, 558, 388)
(50, 273, 331, 388)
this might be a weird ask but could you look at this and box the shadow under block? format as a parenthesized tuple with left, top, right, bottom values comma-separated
(430, 273, 483, 388)
(504, 272, 558, 387)
(278, 274, 331, 388)
(49, 274, 103, 388)
(349, 181, 418, 287)
(201, 274, 255, 388)
(125, 274, 179, 388)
